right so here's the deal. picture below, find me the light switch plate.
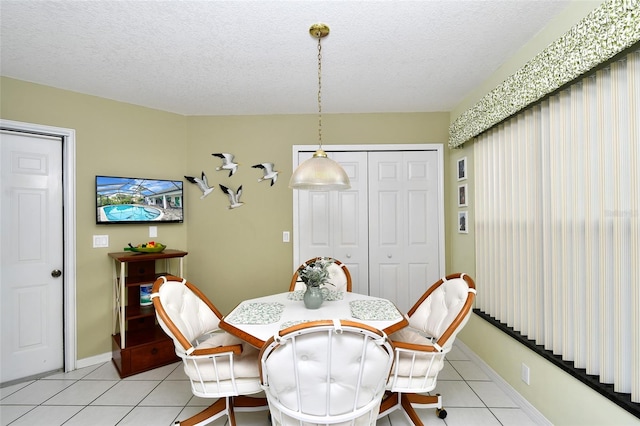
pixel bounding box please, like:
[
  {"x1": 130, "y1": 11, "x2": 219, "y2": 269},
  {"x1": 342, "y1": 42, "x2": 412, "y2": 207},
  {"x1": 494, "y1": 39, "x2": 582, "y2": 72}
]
[
  {"x1": 93, "y1": 235, "x2": 109, "y2": 248},
  {"x1": 149, "y1": 226, "x2": 158, "y2": 238},
  {"x1": 283, "y1": 231, "x2": 290, "y2": 243}
]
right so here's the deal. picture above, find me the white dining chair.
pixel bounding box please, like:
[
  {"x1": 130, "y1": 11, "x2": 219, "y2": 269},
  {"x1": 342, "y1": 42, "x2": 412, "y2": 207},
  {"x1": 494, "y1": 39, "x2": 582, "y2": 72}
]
[
  {"x1": 379, "y1": 273, "x2": 476, "y2": 425},
  {"x1": 260, "y1": 319, "x2": 394, "y2": 425},
  {"x1": 151, "y1": 275, "x2": 267, "y2": 426},
  {"x1": 289, "y1": 257, "x2": 352, "y2": 292}
]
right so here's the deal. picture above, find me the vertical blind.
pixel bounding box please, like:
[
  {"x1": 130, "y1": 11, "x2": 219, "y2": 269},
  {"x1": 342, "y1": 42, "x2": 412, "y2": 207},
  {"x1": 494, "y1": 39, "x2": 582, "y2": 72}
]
[{"x1": 474, "y1": 49, "x2": 639, "y2": 402}]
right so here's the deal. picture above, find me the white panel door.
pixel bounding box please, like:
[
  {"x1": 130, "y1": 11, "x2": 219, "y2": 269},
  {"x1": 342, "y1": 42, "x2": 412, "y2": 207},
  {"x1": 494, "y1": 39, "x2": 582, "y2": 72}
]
[
  {"x1": 297, "y1": 151, "x2": 369, "y2": 294},
  {"x1": 1, "y1": 130, "x2": 64, "y2": 382},
  {"x1": 295, "y1": 146, "x2": 442, "y2": 313},
  {"x1": 368, "y1": 151, "x2": 441, "y2": 313}
]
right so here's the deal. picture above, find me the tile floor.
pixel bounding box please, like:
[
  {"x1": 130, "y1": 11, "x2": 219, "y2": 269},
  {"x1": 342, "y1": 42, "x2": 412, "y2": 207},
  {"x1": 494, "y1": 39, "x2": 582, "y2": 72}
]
[{"x1": 1, "y1": 343, "x2": 542, "y2": 426}]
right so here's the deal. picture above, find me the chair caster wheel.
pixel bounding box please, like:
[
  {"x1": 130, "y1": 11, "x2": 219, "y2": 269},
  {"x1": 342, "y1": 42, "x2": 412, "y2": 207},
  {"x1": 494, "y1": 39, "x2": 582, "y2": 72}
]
[{"x1": 436, "y1": 408, "x2": 447, "y2": 419}]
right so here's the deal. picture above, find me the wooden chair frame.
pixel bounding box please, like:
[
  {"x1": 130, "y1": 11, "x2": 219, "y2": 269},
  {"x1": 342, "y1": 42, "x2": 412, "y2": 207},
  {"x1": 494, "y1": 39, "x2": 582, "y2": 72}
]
[
  {"x1": 378, "y1": 273, "x2": 476, "y2": 425},
  {"x1": 260, "y1": 319, "x2": 394, "y2": 425},
  {"x1": 152, "y1": 275, "x2": 267, "y2": 426}
]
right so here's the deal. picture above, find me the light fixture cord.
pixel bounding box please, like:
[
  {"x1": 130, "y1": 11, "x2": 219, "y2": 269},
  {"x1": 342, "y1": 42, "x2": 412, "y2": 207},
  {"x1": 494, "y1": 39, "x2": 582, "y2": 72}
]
[{"x1": 317, "y1": 31, "x2": 323, "y2": 150}]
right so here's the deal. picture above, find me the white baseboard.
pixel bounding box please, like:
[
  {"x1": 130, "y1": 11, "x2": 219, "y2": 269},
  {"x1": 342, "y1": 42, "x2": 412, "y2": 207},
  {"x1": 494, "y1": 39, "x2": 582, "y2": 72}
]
[
  {"x1": 76, "y1": 352, "x2": 112, "y2": 369},
  {"x1": 454, "y1": 340, "x2": 552, "y2": 426}
]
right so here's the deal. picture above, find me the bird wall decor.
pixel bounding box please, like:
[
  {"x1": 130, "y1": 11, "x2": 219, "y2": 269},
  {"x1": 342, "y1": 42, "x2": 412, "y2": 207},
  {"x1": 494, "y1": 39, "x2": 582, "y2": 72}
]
[
  {"x1": 252, "y1": 162, "x2": 279, "y2": 186},
  {"x1": 212, "y1": 153, "x2": 239, "y2": 177},
  {"x1": 183, "y1": 155, "x2": 279, "y2": 211},
  {"x1": 219, "y1": 184, "x2": 244, "y2": 209},
  {"x1": 184, "y1": 172, "x2": 214, "y2": 199}
]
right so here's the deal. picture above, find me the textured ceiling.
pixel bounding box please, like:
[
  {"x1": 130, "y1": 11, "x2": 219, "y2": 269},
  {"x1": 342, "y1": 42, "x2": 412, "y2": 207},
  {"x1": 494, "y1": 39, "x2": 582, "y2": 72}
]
[{"x1": 0, "y1": 0, "x2": 572, "y2": 116}]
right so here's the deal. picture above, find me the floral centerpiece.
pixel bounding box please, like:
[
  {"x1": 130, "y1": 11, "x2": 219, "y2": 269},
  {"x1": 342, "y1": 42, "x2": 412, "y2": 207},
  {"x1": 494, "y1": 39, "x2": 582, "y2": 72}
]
[
  {"x1": 297, "y1": 257, "x2": 335, "y2": 288},
  {"x1": 297, "y1": 257, "x2": 335, "y2": 309}
]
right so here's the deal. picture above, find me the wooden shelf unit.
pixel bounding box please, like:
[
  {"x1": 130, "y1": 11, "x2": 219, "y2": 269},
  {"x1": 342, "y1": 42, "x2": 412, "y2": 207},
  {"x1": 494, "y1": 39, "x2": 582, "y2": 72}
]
[{"x1": 109, "y1": 249, "x2": 188, "y2": 378}]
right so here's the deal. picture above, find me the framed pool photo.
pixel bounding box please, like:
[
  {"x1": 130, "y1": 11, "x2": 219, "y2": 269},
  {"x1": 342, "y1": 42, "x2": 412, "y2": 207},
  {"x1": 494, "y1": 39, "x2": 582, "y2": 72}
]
[{"x1": 96, "y1": 175, "x2": 184, "y2": 225}]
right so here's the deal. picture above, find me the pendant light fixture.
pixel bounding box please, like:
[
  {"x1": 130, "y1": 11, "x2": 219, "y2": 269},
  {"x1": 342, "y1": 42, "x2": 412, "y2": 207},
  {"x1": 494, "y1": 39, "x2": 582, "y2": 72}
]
[{"x1": 289, "y1": 23, "x2": 351, "y2": 190}]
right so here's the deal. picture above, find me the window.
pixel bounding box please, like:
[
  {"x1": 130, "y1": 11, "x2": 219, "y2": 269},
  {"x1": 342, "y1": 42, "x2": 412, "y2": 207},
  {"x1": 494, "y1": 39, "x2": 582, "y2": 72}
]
[{"x1": 474, "y1": 49, "x2": 639, "y2": 405}]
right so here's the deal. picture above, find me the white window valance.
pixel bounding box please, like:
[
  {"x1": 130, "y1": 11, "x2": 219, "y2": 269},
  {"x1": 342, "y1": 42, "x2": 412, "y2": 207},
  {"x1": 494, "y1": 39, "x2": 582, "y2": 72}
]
[{"x1": 449, "y1": 0, "x2": 640, "y2": 148}]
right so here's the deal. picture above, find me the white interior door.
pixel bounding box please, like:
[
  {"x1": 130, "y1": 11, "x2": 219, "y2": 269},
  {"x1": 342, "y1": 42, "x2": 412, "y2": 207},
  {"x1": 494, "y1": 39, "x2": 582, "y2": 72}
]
[
  {"x1": 294, "y1": 145, "x2": 444, "y2": 313},
  {"x1": 1, "y1": 130, "x2": 64, "y2": 383},
  {"x1": 297, "y1": 151, "x2": 369, "y2": 294},
  {"x1": 368, "y1": 151, "x2": 441, "y2": 313}
]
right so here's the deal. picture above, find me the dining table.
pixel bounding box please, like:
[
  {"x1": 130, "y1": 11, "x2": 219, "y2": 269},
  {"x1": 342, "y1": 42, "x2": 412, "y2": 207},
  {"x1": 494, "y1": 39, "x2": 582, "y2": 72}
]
[{"x1": 220, "y1": 290, "x2": 409, "y2": 348}]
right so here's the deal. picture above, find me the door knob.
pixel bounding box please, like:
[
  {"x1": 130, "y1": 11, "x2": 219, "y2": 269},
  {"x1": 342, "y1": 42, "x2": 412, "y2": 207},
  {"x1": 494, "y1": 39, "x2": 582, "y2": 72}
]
[
  {"x1": 51, "y1": 269, "x2": 62, "y2": 278},
  {"x1": 387, "y1": 254, "x2": 392, "y2": 258},
  {"x1": 346, "y1": 254, "x2": 351, "y2": 258}
]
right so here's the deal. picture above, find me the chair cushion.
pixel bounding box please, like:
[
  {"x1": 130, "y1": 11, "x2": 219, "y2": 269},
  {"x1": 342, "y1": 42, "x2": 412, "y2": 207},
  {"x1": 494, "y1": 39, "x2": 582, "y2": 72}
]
[
  {"x1": 408, "y1": 277, "x2": 470, "y2": 339},
  {"x1": 263, "y1": 331, "x2": 389, "y2": 417},
  {"x1": 157, "y1": 280, "x2": 221, "y2": 350},
  {"x1": 325, "y1": 263, "x2": 348, "y2": 292},
  {"x1": 182, "y1": 332, "x2": 260, "y2": 381},
  {"x1": 388, "y1": 328, "x2": 446, "y2": 381}
]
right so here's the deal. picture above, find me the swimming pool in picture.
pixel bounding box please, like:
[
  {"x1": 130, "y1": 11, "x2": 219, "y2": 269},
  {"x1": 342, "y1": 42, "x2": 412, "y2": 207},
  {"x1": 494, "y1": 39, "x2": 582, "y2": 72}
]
[{"x1": 100, "y1": 205, "x2": 164, "y2": 222}]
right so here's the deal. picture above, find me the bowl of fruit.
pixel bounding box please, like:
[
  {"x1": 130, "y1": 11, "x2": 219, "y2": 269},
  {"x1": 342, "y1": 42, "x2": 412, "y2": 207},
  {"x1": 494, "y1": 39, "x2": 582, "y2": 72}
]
[{"x1": 125, "y1": 241, "x2": 166, "y2": 253}]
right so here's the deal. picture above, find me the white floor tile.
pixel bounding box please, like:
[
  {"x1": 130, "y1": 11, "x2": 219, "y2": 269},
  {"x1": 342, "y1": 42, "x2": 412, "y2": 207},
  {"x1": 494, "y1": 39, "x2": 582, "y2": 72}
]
[
  {"x1": 43, "y1": 380, "x2": 118, "y2": 405},
  {"x1": 491, "y1": 407, "x2": 541, "y2": 426},
  {"x1": 0, "y1": 380, "x2": 74, "y2": 405},
  {"x1": 62, "y1": 405, "x2": 133, "y2": 426},
  {"x1": 0, "y1": 405, "x2": 35, "y2": 426},
  {"x1": 467, "y1": 381, "x2": 519, "y2": 408},
  {"x1": 432, "y1": 381, "x2": 485, "y2": 407},
  {"x1": 449, "y1": 360, "x2": 491, "y2": 381},
  {"x1": 123, "y1": 363, "x2": 177, "y2": 381},
  {"x1": 448, "y1": 344, "x2": 471, "y2": 361},
  {"x1": 90, "y1": 380, "x2": 160, "y2": 406},
  {"x1": 164, "y1": 362, "x2": 189, "y2": 380},
  {"x1": 117, "y1": 405, "x2": 183, "y2": 426},
  {"x1": 43, "y1": 364, "x2": 101, "y2": 380},
  {"x1": 439, "y1": 407, "x2": 502, "y2": 426},
  {"x1": 186, "y1": 394, "x2": 214, "y2": 407},
  {"x1": 4, "y1": 405, "x2": 83, "y2": 426},
  {"x1": 83, "y1": 362, "x2": 121, "y2": 381},
  {"x1": 0, "y1": 381, "x2": 34, "y2": 400},
  {"x1": 0, "y1": 341, "x2": 545, "y2": 426},
  {"x1": 139, "y1": 379, "x2": 193, "y2": 406},
  {"x1": 438, "y1": 361, "x2": 464, "y2": 380}
]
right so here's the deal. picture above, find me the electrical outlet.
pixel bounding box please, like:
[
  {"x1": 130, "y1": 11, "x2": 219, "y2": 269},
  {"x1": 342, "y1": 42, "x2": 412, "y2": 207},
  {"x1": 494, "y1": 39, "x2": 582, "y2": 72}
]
[{"x1": 521, "y1": 363, "x2": 530, "y2": 385}]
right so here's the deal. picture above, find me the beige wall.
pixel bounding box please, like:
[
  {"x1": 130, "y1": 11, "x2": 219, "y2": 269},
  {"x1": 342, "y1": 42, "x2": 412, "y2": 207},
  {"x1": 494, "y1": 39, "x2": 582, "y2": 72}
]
[
  {"x1": 0, "y1": 76, "x2": 449, "y2": 355},
  {"x1": 1, "y1": 77, "x2": 189, "y2": 358},
  {"x1": 183, "y1": 113, "x2": 450, "y2": 312},
  {"x1": 447, "y1": 1, "x2": 638, "y2": 424}
]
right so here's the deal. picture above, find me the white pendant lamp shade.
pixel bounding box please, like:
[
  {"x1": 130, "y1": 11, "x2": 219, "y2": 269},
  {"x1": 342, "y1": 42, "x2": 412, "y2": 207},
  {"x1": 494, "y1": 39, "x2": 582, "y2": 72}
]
[
  {"x1": 289, "y1": 149, "x2": 351, "y2": 190},
  {"x1": 289, "y1": 23, "x2": 351, "y2": 191}
]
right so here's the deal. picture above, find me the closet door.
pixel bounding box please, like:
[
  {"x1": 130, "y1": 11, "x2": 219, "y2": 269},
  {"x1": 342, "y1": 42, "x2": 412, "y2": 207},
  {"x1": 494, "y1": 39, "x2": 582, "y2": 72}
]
[
  {"x1": 368, "y1": 151, "x2": 441, "y2": 313},
  {"x1": 297, "y1": 151, "x2": 369, "y2": 294},
  {"x1": 295, "y1": 146, "x2": 443, "y2": 313}
]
